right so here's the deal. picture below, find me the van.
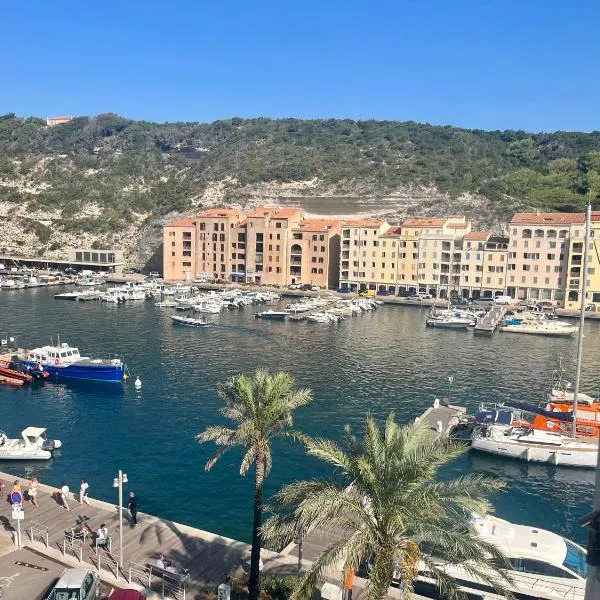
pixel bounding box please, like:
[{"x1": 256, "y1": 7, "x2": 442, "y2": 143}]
[
  {"x1": 494, "y1": 295, "x2": 512, "y2": 305},
  {"x1": 46, "y1": 568, "x2": 100, "y2": 600}
]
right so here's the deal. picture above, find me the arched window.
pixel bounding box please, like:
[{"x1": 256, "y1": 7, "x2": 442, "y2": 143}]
[
  {"x1": 522, "y1": 229, "x2": 532, "y2": 239},
  {"x1": 534, "y1": 229, "x2": 544, "y2": 238},
  {"x1": 547, "y1": 229, "x2": 557, "y2": 238},
  {"x1": 559, "y1": 230, "x2": 568, "y2": 238},
  {"x1": 291, "y1": 244, "x2": 302, "y2": 254}
]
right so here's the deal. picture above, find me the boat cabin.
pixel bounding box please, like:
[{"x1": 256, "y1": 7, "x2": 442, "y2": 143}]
[{"x1": 28, "y1": 343, "x2": 83, "y2": 365}]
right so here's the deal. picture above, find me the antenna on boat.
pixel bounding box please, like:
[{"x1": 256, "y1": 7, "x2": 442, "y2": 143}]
[{"x1": 573, "y1": 201, "x2": 592, "y2": 436}]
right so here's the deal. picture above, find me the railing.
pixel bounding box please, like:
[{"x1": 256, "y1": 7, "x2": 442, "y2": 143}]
[
  {"x1": 62, "y1": 535, "x2": 83, "y2": 562},
  {"x1": 129, "y1": 561, "x2": 152, "y2": 588},
  {"x1": 27, "y1": 522, "x2": 49, "y2": 548},
  {"x1": 97, "y1": 552, "x2": 121, "y2": 581}
]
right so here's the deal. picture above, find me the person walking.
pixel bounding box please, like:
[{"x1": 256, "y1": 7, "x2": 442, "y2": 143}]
[
  {"x1": 79, "y1": 479, "x2": 89, "y2": 504},
  {"x1": 60, "y1": 481, "x2": 70, "y2": 510},
  {"x1": 127, "y1": 491, "x2": 137, "y2": 525},
  {"x1": 28, "y1": 477, "x2": 39, "y2": 508},
  {"x1": 10, "y1": 480, "x2": 21, "y2": 498}
]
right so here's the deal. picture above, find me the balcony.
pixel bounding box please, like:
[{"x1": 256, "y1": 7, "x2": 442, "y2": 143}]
[
  {"x1": 440, "y1": 275, "x2": 449, "y2": 284},
  {"x1": 291, "y1": 257, "x2": 302, "y2": 265},
  {"x1": 441, "y1": 253, "x2": 451, "y2": 263},
  {"x1": 342, "y1": 250, "x2": 350, "y2": 259},
  {"x1": 255, "y1": 254, "x2": 263, "y2": 264},
  {"x1": 290, "y1": 266, "x2": 302, "y2": 275},
  {"x1": 571, "y1": 256, "x2": 582, "y2": 266},
  {"x1": 440, "y1": 266, "x2": 450, "y2": 274},
  {"x1": 341, "y1": 261, "x2": 349, "y2": 269},
  {"x1": 570, "y1": 268, "x2": 581, "y2": 278},
  {"x1": 342, "y1": 239, "x2": 350, "y2": 247}
]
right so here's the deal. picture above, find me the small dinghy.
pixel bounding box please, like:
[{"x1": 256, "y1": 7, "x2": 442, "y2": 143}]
[{"x1": 170, "y1": 315, "x2": 210, "y2": 327}]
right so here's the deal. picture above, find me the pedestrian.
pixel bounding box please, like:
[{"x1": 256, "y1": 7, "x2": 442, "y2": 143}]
[
  {"x1": 0, "y1": 479, "x2": 4, "y2": 499},
  {"x1": 60, "y1": 481, "x2": 70, "y2": 510},
  {"x1": 127, "y1": 491, "x2": 137, "y2": 525},
  {"x1": 29, "y1": 476, "x2": 39, "y2": 508},
  {"x1": 80, "y1": 479, "x2": 89, "y2": 504},
  {"x1": 343, "y1": 567, "x2": 355, "y2": 600}
]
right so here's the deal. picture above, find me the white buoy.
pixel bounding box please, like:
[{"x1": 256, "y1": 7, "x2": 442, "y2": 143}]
[{"x1": 134, "y1": 377, "x2": 142, "y2": 389}]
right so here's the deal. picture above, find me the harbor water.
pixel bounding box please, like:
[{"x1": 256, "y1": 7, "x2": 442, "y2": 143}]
[{"x1": 0, "y1": 287, "x2": 598, "y2": 544}]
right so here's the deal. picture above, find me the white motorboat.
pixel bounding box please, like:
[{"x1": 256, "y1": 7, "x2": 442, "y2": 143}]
[
  {"x1": 170, "y1": 315, "x2": 210, "y2": 327},
  {"x1": 192, "y1": 299, "x2": 222, "y2": 314},
  {"x1": 54, "y1": 291, "x2": 82, "y2": 300},
  {"x1": 155, "y1": 301, "x2": 179, "y2": 308},
  {"x1": 500, "y1": 321, "x2": 578, "y2": 336},
  {"x1": 422, "y1": 514, "x2": 587, "y2": 599},
  {"x1": 0, "y1": 427, "x2": 62, "y2": 460},
  {"x1": 255, "y1": 310, "x2": 287, "y2": 320}
]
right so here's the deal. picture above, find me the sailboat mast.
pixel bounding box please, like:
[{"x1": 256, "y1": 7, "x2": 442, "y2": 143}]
[{"x1": 572, "y1": 202, "x2": 592, "y2": 436}]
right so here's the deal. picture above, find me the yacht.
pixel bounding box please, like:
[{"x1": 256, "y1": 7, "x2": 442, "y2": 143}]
[
  {"x1": 426, "y1": 314, "x2": 474, "y2": 329},
  {"x1": 0, "y1": 427, "x2": 62, "y2": 460},
  {"x1": 21, "y1": 342, "x2": 127, "y2": 383},
  {"x1": 500, "y1": 316, "x2": 578, "y2": 336},
  {"x1": 418, "y1": 514, "x2": 587, "y2": 600}
]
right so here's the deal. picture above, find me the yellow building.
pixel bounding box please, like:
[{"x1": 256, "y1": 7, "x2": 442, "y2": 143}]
[
  {"x1": 163, "y1": 218, "x2": 196, "y2": 281},
  {"x1": 460, "y1": 232, "x2": 509, "y2": 299}
]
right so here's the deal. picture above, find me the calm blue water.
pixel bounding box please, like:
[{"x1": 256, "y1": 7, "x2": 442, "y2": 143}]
[{"x1": 0, "y1": 287, "x2": 598, "y2": 545}]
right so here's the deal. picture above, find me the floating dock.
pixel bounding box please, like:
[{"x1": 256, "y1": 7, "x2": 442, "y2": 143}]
[{"x1": 474, "y1": 304, "x2": 508, "y2": 333}]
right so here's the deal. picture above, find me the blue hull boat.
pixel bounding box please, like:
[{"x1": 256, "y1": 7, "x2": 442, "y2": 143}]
[{"x1": 21, "y1": 342, "x2": 126, "y2": 383}]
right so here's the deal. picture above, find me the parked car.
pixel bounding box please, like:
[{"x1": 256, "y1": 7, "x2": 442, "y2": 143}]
[
  {"x1": 46, "y1": 568, "x2": 100, "y2": 600},
  {"x1": 288, "y1": 283, "x2": 301, "y2": 289},
  {"x1": 310, "y1": 285, "x2": 321, "y2": 291},
  {"x1": 408, "y1": 292, "x2": 432, "y2": 300},
  {"x1": 148, "y1": 271, "x2": 160, "y2": 278},
  {"x1": 359, "y1": 289, "x2": 376, "y2": 297},
  {"x1": 109, "y1": 590, "x2": 155, "y2": 600}
]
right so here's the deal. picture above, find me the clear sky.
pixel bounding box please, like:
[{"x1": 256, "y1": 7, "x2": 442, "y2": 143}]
[{"x1": 2, "y1": 0, "x2": 598, "y2": 132}]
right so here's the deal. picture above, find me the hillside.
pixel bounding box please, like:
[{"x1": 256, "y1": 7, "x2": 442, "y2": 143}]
[{"x1": 1, "y1": 112, "x2": 600, "y2": 266}]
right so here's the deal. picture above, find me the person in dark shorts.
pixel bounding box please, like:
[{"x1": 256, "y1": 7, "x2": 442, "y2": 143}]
[{"x1": 128, "y1": 491, "x2": 138, "y2": 525}]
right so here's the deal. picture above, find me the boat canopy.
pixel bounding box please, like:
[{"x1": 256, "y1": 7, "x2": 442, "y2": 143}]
[
  {"x1": 22, "y1": 427, "x2": 46, "y2": 438},
  {"x1": 503, "y1": 400, "x2": 573, "y2": 422}
]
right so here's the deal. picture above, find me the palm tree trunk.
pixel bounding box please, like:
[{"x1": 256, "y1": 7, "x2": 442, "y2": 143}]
[
  {"x1": 368, "y1": 550, "x2": 394, "y2": 600},
  {"x1": 249, "y1": 456, "x2": 265, "y2": 600}
]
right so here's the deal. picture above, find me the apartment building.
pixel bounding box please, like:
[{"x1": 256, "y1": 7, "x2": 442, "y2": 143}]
[
  {"x1": 460, "y1": 232, "x2": 509, "y2": 298},
  {"x1": 562, "y1": 213, "x2": 600, "y2": 310},
  {"x1": 339, "y1": 220, "x2": 392, "y2": 292},
  {"x1": 291, "y1": 219, "x2": 341, "y2": 289},
  {"x1": 163, "y1": 218, "x2": 196, "y2": 281},
  {"x1": 195, "y1": 208, "x2": 247, "y2": 281}
]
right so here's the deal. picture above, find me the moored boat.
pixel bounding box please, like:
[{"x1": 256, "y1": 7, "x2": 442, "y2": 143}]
[
  {"x1": 0, "y1": 427, "x2": 62, "y2": 460},
  {"x1": 255, "y1": 310, "x2": 287, "y2": 320},
  {"x1": 20, "y1": 342, "x2": 127, "y2": 383},
  {"x1": 170, "y1": 315, "x2": 210, "y2": 327}
]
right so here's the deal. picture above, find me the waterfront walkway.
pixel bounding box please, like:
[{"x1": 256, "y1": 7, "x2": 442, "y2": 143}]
[{"x1": 0, "y1": 471, "x2": 297, "y2": 598}]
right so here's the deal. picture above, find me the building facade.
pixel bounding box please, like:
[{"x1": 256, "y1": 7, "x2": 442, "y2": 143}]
[
  {"x1": 162, "y1": 218, "x2": 196, "y2": 281},
  {"x1": 162, "y1": 208, "x2": 600, "y2": 308}
]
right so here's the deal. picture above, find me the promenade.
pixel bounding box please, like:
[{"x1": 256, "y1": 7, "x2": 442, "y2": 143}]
[{"x1": 0, "y1": 471, "x2": 298, "y2": 598}]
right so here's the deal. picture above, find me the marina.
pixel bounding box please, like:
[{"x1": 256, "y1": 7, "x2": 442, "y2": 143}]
[{"x1": 0, "y1": 285, "x2": 597, "y2": 553}]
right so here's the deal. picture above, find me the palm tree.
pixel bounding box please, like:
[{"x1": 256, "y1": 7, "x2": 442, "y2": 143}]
[
  {"x1": 196, "y1": 369, "x2": 313, "y2": 600},
  {"x1": 262, "y1": 413, "x2": 512, "y2": 600}
]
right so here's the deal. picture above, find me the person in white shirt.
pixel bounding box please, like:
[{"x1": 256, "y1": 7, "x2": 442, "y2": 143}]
[
  {"x1": 80, "y1": 479, "x2": 89, "y2": 505},
  {"x1": 97, "y1": 523, "x2": 108, "y2": 540},
  {"x1": 60, "y1": 482, "x2": 70, "y2": 510},
  {"x1": 153, "y1": 553, "x2": 165, "y2": 569}
]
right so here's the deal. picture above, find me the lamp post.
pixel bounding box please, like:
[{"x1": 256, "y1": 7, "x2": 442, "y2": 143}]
[
  {"x1": 447, "y1": 376, "x2": 454, "y2": 405},
  {"x1": 294, "y1": 525, "x2": 304, "y2": 580},
  {"x1": 113, "y1": 470, "x2": 128, "y2": 570}
]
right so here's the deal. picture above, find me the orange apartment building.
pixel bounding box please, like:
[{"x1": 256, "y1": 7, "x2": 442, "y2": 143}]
[
  {"x1": 162, "y1": 218, "x2": 196, "y2": 281},
  {"x1": 163, "y1": 207, "x2": 341, "y2": 289}
]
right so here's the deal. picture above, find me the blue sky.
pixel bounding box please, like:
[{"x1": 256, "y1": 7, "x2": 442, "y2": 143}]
[{"x1": 2, "y1": 0, "x2": 598, "y2": 131}]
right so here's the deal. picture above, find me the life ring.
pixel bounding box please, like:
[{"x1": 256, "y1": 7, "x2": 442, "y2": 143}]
[{"x1": 55, "y1": 357, "x2": 60, "y2": 365}]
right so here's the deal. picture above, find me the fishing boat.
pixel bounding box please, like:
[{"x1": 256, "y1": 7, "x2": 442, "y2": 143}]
[
  {"x1": 255, "y1": 310, "x2": 287, "y2": 320},
  {"x1": 0, "y1": 427, "x2": 62, "y2": 460},
  {"x1": 170, "y1": 315, "x2": 210, "y2": 327},
  {"x1": 20, "y1": 342, "x2": 127, "y2": 383}
]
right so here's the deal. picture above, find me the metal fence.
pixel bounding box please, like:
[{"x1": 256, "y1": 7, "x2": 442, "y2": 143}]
[
  {"x1": 27, "y1": 522, "x2": 49, "y2": 548},
  {"x1": 62, "y1": 536, "x2": 83, "y2": 562}
]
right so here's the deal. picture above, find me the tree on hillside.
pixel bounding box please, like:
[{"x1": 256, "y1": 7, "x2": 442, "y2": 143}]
[
  {"x1": 196, "y1": 369, "x2": 313, "y2": 600},
  {"x1": 263, "y1": 413, "x2": 512, "y2": 600}
]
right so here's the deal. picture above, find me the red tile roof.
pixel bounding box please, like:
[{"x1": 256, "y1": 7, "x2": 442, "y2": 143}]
[
  {"x1": 273, "y1": 207, "x2": 304, "y2": 218},
  {"x1": 401, "y1": 218, "x2": 446, "y2": 227},
  {"x1": 197, "y1": 208, "x2": 245, "y2": 218},
  {"x1": 464, "y1": 231, "x2": 490, "y2": 241},
  {"x1": 248, "y1": 207, "x2": 278, "y2": 218},
  {"x1": 511, "y1": 212, "x2": 600, "y2": 225},
  {"x1": 380, "y1": 226, "x2": 402, "y2": 237},
  {"x1": 165, "y1": 218, "x2": 195, "y2": 227},
  {"x1": 342, "y1": 219, "x2": 384, "y2": 227},
  {"x1": 298, "y1": 218, "x2": 341, "y2": 231},
  {"x1": 448, "y1": 222, "x2": 468, "y2": 229}
]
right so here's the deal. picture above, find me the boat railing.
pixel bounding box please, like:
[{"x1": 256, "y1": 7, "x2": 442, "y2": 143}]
[{"x1": 511, "y1": 572, "x2": 584, "y2": 599}]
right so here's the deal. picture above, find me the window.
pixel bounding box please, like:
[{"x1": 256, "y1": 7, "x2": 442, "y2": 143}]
[
  {"x1": 276, "y1": 222, "x2": 282, "y2": 229},
  {"x1": 547, "y1": 253, "x2": 555, "y2": 260},
  {"x1": 512, "y1": 558, "x2": 577, "y2": 580},
  {"x1": 183, "y1": 261, "x2": 191, "y2": 267}
]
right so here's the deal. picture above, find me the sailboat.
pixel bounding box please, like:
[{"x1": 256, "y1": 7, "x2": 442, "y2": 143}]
[{"x1": 471, "y1": 203, "x2": 599, "y2": 468}]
